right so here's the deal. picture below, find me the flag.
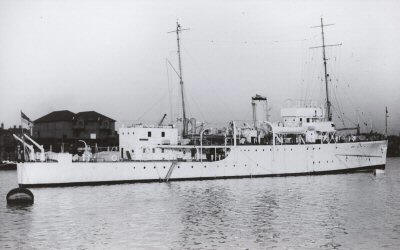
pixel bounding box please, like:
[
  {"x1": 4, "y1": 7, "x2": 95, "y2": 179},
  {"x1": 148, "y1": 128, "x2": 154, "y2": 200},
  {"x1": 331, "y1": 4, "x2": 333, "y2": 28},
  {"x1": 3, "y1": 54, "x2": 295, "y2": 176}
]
[{"x1": 21, "y1": 111, "x2": 33, "y2": 128}]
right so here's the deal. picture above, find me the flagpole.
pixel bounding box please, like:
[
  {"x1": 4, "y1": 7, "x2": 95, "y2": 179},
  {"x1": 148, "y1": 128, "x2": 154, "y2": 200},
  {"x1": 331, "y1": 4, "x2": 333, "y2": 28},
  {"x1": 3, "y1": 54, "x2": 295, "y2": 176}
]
[{"x1": 20, "y1": 110, "x2": 26, "y2": 162}]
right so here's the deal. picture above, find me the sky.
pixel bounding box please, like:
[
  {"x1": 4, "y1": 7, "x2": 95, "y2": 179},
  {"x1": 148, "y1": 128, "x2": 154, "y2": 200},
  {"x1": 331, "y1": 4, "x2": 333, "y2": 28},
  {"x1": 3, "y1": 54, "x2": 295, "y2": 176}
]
[{"x1": 0, "y1": 0, "x2": 399, "y2": 134}]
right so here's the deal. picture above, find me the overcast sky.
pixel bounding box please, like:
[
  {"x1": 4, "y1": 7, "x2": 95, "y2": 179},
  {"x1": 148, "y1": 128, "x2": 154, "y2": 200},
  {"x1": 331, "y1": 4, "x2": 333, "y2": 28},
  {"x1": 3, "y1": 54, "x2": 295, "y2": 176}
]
[{"x1": 0, "y1": 0, "x2": 399, "y2": 134}]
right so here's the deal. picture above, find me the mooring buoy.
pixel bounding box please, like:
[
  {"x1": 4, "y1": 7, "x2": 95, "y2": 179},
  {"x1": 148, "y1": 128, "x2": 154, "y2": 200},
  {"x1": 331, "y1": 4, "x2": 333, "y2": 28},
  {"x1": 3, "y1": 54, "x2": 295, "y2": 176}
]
[
  {"x1": 6, "y1": 188, "x2": 34, "y2": 205},
  {"x1": 374, "y1": 169, "x2": 385, "y2": 175}
]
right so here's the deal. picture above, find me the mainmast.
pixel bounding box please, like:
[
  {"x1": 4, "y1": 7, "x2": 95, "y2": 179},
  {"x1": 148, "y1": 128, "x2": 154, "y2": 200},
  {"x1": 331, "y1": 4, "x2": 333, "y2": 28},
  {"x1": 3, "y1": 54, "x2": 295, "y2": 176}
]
[
  {"x1": 311, "y1": 18, "x2": 341, "y2": 121},
  {"x1": 169, "y1": 21, "x2": 189, "y2": 137}
]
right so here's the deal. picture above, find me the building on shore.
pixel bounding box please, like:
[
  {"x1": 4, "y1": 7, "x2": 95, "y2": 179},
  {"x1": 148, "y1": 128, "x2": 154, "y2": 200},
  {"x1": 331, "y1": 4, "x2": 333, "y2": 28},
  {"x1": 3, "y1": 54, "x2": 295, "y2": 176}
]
[
  {"x1": 0, "y1": 123, "x2": 29, "y2": 162},
  {"x1": 32, "y1": 110, "x2": 118, "y2": 153}
]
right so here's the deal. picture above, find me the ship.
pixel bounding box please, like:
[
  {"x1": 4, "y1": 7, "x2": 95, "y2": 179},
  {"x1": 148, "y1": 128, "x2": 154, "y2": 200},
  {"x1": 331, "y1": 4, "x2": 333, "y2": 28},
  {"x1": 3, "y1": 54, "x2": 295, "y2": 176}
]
[{"x1": 15, "y1": 19, "x2": 387, "y2": 187}]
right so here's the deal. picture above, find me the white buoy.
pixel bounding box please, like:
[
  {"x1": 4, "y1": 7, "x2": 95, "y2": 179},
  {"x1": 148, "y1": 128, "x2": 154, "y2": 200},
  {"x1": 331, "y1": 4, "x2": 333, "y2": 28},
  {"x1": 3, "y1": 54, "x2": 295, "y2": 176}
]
[{"x1": 374, "y1": 169, "x2": 385, "y2": 175}]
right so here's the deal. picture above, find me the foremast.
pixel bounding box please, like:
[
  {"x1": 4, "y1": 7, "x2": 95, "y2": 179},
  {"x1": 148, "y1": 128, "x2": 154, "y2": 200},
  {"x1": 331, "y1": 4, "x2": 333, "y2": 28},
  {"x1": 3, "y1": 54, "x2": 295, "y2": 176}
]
[{"x1": 169, "y1": 21, "x2": 189, "y2": 137}]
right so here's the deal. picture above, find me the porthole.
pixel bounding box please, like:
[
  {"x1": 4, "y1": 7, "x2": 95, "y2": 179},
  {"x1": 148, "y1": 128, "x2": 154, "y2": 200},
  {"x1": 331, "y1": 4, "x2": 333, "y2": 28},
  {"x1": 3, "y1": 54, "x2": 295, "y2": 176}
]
[
  {"x1": 163, "y1": 166, "x2": 166, "y2": 169},
  {"x1": 154, "y1": 166, "x2": 156, "y2": 169},
  {"x1": 204, "y1": 166, "x2": 206, "y2": 168},
  {"x1": 178, "y1": 166, "x2": 180, "y2": 168},
  {"x1": 191, "y1": 166, "x2": 193, "y2": 168},
  {"x1": 143, "y1": 166, "x2": 146, "y2": 169}
]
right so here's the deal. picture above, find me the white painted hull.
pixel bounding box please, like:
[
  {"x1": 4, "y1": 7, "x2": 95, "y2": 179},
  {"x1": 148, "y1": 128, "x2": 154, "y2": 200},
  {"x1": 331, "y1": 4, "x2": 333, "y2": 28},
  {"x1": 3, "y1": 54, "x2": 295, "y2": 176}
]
[{"x1": 18, "y1": 140, "x2": 387, "y2": 187}]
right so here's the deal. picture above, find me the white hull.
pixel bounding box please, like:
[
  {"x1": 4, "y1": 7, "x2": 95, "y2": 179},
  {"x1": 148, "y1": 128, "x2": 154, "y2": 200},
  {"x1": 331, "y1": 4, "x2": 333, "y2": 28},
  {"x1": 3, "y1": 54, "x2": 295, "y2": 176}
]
[{"x1": 18, "y1": 140, "x2": 387, "y2": 187}]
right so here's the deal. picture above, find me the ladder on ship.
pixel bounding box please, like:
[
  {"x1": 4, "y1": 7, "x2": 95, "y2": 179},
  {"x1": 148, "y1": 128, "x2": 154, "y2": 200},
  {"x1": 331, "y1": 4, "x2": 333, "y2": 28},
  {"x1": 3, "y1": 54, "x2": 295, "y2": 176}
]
[{"x1": 165, "y1": 161, "x2": 178, "y2": 182}]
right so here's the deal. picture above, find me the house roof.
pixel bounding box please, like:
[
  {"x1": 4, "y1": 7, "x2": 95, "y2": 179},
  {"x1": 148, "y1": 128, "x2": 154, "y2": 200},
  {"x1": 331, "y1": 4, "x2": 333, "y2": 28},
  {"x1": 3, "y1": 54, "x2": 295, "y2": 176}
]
[
  {"x1": 34, "y1": 110, "x2": 76, "y2": 123},
  {"x1": 76, "y1": 111, "x2": 115, "y2": 122},
  {"x1": 34, "y1": 110, "x2": 115, "y2": 123}
]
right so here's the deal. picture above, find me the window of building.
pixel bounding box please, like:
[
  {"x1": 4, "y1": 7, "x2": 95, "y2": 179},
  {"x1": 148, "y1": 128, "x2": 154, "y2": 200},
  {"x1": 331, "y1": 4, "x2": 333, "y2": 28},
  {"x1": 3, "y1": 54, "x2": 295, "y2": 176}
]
[
  {"x1": 148, "y1": 131, "x2": 151, "y2": 137},
  {"x1": 152, "y1": 148, "x2": 155, "y2": 153},
  {"x1": 161, "y1": 148, "x2": 165, "y2": 153},
  {"x1": 307, "y1": 118, "x2": 310, "y2": 123},
  {"x1": 161, "y1": 131, "x2": 165, "y2": 137},
  {"x1": 300, "y1": 118, "x2": 302, "y2": 122},
  {"x1": 143, "y1": 148, "x2": 146, "y2": 153}
]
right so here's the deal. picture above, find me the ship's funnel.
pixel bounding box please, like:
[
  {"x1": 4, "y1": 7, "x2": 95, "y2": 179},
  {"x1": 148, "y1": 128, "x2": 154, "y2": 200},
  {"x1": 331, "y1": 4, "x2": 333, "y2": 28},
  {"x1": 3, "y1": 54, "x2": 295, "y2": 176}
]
[{"x1": 251, "y1": 94, "x2": 268, "y2": 128}]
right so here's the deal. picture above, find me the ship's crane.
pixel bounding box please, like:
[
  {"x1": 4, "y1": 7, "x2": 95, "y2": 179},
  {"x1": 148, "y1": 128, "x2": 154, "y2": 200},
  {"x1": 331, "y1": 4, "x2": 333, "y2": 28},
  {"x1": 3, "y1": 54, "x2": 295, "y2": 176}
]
[
  {"x1": 23, "y1": 134, "x2": 45, "y2": 162},
  {"x1": 158, "y1": 113, "x2": 167, "y2": 126},
  {"x1": 13, "y1": 134, "x2": 35, "y2": 161}
]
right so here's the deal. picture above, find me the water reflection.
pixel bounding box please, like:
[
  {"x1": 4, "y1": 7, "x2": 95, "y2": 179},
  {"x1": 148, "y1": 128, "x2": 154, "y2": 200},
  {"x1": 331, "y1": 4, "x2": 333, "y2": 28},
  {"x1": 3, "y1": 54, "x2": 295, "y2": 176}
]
[
  {"x1": 174, "y1": 184, "x2": 233, "y2": 249},
  {"x1": 2, "y1": 203, "x2": 34, "y2": 249},
  {"x1": 250, "y1": 191, "x2": 279, "y2": 246},
  {"x1": 319, "y1": 194, "x2": 345, "y2": 249}
]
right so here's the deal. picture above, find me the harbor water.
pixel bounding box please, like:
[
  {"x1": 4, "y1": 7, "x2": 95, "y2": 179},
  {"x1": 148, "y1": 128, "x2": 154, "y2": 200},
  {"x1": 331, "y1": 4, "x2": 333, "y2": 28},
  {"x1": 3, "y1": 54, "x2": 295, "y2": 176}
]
[{"x1": 1, "y1": 158, "x2": 400, "y2": 249}]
